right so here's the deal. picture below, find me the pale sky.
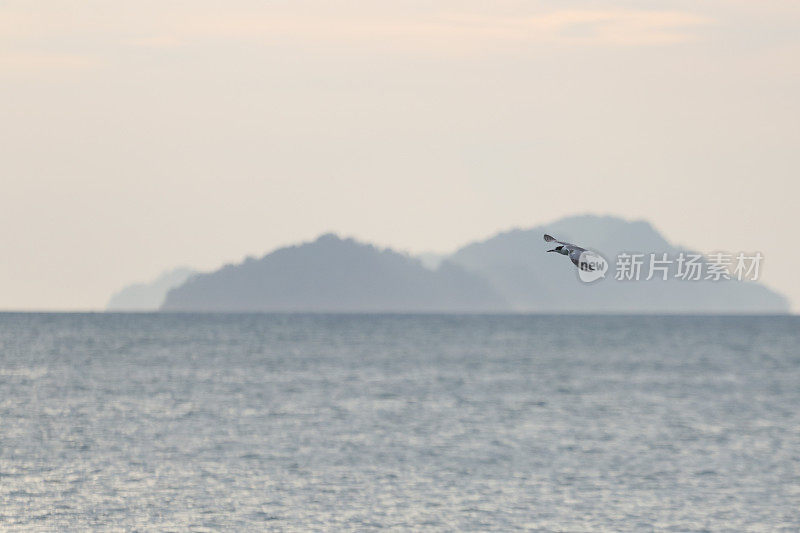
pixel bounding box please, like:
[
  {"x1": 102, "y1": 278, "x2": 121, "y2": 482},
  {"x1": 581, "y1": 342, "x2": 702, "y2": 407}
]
[{"x1": 2, "y1": 0, "x2": 799, "y2": 310}]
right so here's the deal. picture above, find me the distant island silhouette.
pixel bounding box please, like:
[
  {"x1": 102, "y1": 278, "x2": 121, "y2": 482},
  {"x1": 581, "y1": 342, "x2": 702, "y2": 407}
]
[
  {"x1": 448, "y1": 215, "x2": 787, "y2": 312},
  {"x1": 107, "y1": 267, "x2": 195, "y2": 311},
  {"x1": 161, "y1": 234, "x2": 507, "y2": 312},
  {"x1": 107, "y1": 215, "x2": 789, "y2": 313}
]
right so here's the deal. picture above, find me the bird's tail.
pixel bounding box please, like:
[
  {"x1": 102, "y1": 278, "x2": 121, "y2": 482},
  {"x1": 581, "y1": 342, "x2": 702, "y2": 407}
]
[{"x1": 543, "y1": 234, "x2": 557, "y2": 243}]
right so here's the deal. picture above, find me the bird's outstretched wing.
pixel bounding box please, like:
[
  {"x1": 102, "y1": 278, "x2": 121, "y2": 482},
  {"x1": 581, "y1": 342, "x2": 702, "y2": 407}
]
[
  {"x1": 544, "y1": 233, "x2": 603, "y2": 273},
  {"x1": 543, "y1": 233, "x2": 583, "y2": 250}
]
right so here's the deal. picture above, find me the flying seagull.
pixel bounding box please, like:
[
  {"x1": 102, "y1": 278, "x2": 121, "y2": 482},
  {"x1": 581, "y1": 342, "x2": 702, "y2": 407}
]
[{"x1": 544, "y1": 234, "x2": 598, "y2": 271}]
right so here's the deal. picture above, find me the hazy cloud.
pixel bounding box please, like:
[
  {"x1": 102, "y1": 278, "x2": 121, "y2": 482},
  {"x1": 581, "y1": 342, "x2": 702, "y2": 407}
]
[
  {"x1": 0, "y1": 52, "x2": 98, "y2": 75},
  {"x1": 164, "y1": 9, "x2": 711, "y2": 49}
]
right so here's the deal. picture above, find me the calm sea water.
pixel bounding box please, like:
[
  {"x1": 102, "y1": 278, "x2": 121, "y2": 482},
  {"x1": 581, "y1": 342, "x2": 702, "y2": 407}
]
[{"x1": 0, "y1": 314, "x2": 798, "y2": 531}]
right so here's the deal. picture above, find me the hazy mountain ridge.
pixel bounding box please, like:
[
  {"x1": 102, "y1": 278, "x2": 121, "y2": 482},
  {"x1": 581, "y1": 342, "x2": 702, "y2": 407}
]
[
  {"x1": 115, "y1": 215, "x2": 789, "y2": 313},
  {"x1": 161, "y1": 234, "x2": 507, "y2": 312},
  {"x1": 448, "y1": 215, "x2": 787, "y2": 312}
]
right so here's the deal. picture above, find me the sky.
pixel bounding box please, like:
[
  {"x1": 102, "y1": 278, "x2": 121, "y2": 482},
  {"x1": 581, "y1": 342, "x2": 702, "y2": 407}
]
[{"x1": 2, "y1": 0, "x2": 799, "y2": 310}]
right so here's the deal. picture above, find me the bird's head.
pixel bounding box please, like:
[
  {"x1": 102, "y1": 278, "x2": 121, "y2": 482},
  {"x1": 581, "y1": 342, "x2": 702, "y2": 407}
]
[{"x1": 547, "y1": 245, "x2": 566, "y2": 255}]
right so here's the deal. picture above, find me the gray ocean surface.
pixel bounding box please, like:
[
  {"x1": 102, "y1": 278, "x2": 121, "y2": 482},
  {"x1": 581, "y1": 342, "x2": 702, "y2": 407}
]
[{"x1": 1, "y1": 313, "x2": 798, "y2": 531}]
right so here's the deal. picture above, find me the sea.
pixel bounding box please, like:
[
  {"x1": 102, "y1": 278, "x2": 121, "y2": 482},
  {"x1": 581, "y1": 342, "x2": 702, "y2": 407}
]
[{"x1": 1, "y1": 313, "x2": 798, "y2": 531}]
